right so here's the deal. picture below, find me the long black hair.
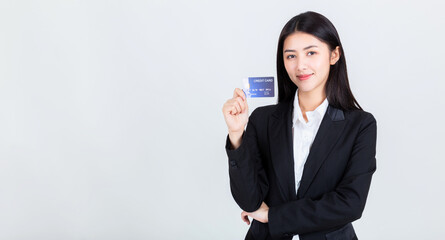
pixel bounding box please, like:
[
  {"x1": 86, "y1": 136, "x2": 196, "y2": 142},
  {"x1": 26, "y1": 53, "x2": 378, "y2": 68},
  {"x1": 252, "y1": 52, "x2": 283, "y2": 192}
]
[{"x1": 276, "y1": 11, "x2": 362, "y2": 111}]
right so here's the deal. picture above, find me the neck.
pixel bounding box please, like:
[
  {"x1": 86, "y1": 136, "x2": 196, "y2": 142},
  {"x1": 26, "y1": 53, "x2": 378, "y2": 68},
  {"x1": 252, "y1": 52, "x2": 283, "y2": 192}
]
[{"x1": 298, "y1": 88, "x2": 326, "y2": 113}]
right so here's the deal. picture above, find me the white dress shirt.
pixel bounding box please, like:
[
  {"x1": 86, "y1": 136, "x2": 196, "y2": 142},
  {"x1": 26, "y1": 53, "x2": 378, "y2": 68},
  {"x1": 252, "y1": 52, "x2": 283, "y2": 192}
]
[{"x1": 291, "y1": 88, "x2": 329, "y2": 240}]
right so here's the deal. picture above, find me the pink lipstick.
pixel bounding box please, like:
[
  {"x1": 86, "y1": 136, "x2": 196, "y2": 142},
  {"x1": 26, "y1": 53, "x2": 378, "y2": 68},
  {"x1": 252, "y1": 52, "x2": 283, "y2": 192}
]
[{"x1": 298, "y1": 74, "x2": 313, "y2": 81}]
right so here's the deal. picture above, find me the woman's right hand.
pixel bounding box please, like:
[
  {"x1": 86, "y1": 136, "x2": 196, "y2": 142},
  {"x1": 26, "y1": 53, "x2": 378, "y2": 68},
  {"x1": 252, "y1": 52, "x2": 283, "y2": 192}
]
[{"x1": 222, "y1": 88, "x2": 249, "y2": 149}]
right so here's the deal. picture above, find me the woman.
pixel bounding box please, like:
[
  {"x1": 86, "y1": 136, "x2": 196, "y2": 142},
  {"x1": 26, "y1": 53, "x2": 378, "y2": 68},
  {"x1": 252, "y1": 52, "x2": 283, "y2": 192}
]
[{"x1": 222, "y1": 11, "x2": 377, "y2": 240}]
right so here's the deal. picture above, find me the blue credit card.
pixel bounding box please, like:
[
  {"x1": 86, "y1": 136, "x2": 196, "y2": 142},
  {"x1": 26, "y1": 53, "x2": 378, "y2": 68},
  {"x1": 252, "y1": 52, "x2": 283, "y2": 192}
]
[{"x1": 243, "y1": 76, "x2": 274, "y2": 98}]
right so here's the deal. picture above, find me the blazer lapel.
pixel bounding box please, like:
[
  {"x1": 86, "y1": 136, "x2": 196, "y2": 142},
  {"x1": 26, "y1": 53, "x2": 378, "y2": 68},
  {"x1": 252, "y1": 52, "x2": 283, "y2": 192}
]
[
  {"x1": 269, "y1": 99, "x2": 295, "y2": 201},
  {"x1": 297, "y1": 104, "x2": 346, "y2": 198}
]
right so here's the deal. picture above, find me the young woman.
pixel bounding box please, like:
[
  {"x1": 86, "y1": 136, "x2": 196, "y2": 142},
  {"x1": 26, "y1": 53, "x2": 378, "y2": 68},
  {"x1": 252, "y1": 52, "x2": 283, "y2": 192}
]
[{"x1": 222, "y1": 11, "x2": 377, "y2": 240}]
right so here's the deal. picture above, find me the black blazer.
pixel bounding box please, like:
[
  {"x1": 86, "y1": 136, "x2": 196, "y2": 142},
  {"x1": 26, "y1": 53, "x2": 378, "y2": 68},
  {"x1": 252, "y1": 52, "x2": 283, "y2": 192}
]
[{"x1": 225, "y1": 96, "x2": 377, "y2": 240}]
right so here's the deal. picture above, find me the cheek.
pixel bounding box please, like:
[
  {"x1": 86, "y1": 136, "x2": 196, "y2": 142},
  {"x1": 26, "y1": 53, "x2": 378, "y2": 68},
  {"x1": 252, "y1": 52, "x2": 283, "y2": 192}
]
[
  {"x1": 283, "y1": 61, "x2": 292, "y2": 74},
  {"x1": 313, "y1": 58, "x2": 331, "y2": 75},
  {"x1": 284, "y1": 60, "x2": 296, "y2": 74}
]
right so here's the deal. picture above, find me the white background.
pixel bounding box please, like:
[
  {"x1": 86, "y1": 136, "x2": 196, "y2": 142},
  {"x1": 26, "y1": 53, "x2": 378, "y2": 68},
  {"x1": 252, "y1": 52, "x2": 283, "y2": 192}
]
[{"x1": 1, "y1": 0, "x2": 444, "y2": 239}]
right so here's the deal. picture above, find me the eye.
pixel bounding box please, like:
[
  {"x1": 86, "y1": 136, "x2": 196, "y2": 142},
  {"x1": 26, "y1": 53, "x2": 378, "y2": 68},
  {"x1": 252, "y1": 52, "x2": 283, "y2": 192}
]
[
  {"x1": 307, "y1": 51, "x2": 316, "y2": 56},
  {"x1": 286, "y1": 54, "x2": 296, "y2": 59}
]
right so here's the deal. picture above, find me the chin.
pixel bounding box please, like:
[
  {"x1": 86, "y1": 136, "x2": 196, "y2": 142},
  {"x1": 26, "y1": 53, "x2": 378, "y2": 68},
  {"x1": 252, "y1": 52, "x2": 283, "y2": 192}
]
[{"x1": 296, "y1": 86, "x2": 315, "y2": 93}]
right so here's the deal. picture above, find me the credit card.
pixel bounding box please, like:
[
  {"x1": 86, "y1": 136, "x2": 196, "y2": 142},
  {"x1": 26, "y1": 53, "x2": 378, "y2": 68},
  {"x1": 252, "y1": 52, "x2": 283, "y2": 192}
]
[{"x1": 242, "y1": 76, "x2": 274, "y2": 98}]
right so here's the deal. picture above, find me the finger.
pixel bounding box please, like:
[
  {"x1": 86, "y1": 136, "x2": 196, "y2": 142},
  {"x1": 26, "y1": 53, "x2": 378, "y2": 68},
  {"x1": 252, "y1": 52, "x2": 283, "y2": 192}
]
[
  {"x1": 234, "y1": 99, "x2": 242, "y2": 114},
  {"x1": 233, "y1": 88, "x2": 246, "y2": 101},
  {"x1": 230, "y1": 105, "x2": 238, "y2": 115},
  {"x1": 241, "y1": 214, "x2": 248, "y2": 224},
  {"x1": 224, "y1": 99, "x2": 238, "y2": 115},
  {"x1": 241, "y1": 211, "x2": 250, "y2": 225},
  {"x1": 235, "y1": 97, "x2": 247, "y2": 113},
  {"x1": 236, "y1": 88, "x2": 246, "y2": 100},
  {"x1": 231, "y1": 102, "x2": 240, "y2": 115},
  {"x1": 243, "y1": 215, "x2": 250, "y2": 225}
]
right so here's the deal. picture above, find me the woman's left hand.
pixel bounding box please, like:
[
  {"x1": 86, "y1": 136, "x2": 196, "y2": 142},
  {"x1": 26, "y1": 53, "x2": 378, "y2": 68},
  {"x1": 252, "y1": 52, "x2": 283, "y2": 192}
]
[{"x1": 241, "y1": 202, "x2": 269, "y2": 225}]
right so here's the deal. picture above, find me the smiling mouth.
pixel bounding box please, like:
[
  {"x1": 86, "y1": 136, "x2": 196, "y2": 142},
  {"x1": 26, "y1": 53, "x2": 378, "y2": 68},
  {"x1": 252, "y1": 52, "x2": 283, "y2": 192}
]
[{"x1": 297, "y1": 73, "x2": 313, "y2": 81}]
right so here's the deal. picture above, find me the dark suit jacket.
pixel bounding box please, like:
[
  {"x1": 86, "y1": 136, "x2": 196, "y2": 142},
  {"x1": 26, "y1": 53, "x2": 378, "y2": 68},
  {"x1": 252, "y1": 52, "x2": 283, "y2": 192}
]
[{"x1": 225, "y1": 96, "x2": 377, "y2": 240}]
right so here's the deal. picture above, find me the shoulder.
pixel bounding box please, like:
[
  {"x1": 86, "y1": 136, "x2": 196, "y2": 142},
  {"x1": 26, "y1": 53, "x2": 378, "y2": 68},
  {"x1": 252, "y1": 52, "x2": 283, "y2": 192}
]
[
  {"x1": 250, "y1": 104, "x2": 278, "y2": 118},
  {"x1": 248, "y1": 100, "x2": 290, "y2": 121},
  {"x1": 345, "y1": 108, "x2": 376, "y2": 123},
  {"x1": 343, "y1": 108, "x2": 377, "y2": 133},
  {"x1": 246, "y1": 103, "x2": 284, "y2": 128}
]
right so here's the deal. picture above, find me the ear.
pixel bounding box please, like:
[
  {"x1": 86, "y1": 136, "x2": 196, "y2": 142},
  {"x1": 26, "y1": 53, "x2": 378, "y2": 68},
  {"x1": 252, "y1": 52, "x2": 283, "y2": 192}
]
[{"x1": 330, "y1": 46, "x2": 341, "y2": 65}]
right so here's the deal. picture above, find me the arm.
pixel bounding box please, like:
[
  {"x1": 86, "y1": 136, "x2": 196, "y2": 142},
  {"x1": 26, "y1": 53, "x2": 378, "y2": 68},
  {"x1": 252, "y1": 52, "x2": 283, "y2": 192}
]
[
  {"x1": 268, "y1": 113, "x2": 377, "y2": 238},
  {"x1": 226, "y1": 109, "x2": 269, "y2": 212}
]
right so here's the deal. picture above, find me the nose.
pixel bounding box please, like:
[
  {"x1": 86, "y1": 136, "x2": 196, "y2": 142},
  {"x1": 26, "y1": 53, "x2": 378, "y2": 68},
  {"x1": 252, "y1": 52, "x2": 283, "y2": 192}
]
[{"x1": 296, "y1": 57, "x2": 308, "y2": 72}]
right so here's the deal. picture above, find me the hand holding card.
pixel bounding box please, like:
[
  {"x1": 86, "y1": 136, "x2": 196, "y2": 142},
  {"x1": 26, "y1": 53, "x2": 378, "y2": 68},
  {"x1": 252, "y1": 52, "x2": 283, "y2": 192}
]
[{"x1": 222, "y1": 88, "x2": 249, "y2": 149}]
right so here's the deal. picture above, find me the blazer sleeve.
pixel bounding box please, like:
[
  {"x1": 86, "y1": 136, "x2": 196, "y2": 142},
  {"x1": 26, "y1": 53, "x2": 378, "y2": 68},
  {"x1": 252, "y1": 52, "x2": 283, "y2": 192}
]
[
  {"x1": 225, "y1": 109, "x2": 269, "y2": 212},
  {"x1": 268, "y1": 112, "x2": 377, "y2": 239}
]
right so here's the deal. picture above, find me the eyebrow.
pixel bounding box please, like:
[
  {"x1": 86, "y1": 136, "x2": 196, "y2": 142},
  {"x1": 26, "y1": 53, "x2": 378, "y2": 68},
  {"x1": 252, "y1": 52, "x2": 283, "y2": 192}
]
[{"x1": 284, "y1": 45, "x2": 318, "y2": 52}]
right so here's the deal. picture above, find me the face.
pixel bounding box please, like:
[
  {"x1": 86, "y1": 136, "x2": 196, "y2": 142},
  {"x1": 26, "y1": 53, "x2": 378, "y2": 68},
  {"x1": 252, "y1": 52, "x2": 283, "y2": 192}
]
[{"x1": 283, "y1": 31, "x2": 340, "y2": 96}]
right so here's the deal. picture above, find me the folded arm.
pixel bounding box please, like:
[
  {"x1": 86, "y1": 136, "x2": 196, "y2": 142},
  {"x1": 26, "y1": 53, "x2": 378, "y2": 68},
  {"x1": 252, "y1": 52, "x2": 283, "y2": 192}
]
[{"x1": 268, "y1": 113, "x2": 377, "y2": 238}]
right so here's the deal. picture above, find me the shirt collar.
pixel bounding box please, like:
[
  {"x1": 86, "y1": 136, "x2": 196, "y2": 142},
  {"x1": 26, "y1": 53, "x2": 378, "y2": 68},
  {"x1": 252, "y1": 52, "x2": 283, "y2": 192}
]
[{"x1": 292, "y1": 88, "x2": 329, "y2": 125}]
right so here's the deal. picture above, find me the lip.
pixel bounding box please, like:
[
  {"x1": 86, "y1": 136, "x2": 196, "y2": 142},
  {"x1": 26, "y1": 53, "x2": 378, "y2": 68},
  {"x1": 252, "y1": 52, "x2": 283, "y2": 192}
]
[{"x1": 297, "y1": 74, "x2": 313, "y2": 81}]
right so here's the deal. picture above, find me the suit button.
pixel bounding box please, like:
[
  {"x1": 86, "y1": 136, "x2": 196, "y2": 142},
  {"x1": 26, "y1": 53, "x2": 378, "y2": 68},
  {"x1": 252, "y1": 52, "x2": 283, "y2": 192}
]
[{"x1": 230, "y1": 160, "x2": 237, "y2": 167}]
